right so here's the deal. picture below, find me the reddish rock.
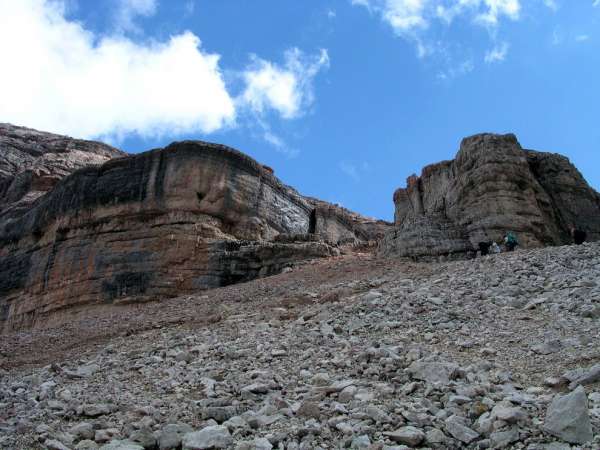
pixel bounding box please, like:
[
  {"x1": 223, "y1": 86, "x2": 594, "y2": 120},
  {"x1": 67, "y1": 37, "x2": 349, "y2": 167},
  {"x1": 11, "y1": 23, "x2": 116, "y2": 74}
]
[{"x1": 0, "y1": 125, "x2": 386, "y2": 332}]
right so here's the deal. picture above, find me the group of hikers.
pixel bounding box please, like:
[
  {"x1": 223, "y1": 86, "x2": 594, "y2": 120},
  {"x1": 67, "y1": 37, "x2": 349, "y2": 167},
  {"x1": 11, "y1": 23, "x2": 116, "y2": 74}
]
[
  {"x1": 478, "y1": 232, "x2": 519, "y2": 256},
  {"x1": 478, "y1": 225, "x2": 587, "y2": 257}
]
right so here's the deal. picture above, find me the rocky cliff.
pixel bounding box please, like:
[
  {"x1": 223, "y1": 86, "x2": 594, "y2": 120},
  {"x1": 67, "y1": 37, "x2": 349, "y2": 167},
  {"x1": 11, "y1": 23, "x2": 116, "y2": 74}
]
[
  {"x1": 0, "y1": 123, "x2": 124, "y2": 221},
  {"x1": 381, "y1": 133, "x2": 600, "y2": 259},
  {"x1": 0, "y1": 125, "x2": 388, "y2": 332}
]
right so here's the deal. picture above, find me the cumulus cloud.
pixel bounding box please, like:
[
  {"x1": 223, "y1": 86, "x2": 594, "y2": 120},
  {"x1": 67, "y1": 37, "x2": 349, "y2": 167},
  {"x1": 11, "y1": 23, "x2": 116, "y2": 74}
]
[
  {"x1": 0, "y1": 0, "x2": 328, "y2": 144},
  {"x1": 240, "y1": 48, "x2": 330, "y2": 119},
  {"x1": 484, "y1": 41, "x2": 509, "y2": 63}
]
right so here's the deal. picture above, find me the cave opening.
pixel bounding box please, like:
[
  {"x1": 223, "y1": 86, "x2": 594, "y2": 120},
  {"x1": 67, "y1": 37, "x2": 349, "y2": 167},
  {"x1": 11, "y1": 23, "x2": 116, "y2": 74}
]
[{"x1": 308, "y1": 209, "x2": 317, "y2": 234}]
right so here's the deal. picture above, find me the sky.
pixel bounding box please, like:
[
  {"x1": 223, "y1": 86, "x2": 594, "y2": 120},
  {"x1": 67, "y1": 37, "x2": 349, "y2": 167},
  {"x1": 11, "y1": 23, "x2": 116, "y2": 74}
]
[{"x1": 1, "y1": 0, "x2": 599, "y2": 221}]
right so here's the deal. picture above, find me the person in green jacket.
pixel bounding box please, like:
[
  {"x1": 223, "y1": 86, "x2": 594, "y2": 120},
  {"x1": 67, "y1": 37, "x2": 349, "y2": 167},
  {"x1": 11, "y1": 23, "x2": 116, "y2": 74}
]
[{"x1": 504, "y1": 232, "x2": 519, "y2": 252}]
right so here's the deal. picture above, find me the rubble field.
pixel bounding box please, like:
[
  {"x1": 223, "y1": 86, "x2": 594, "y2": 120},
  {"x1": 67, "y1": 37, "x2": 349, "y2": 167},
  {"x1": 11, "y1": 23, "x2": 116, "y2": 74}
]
[{"x1": 1, "y1": 243, "x2": 599, "y2": 449}]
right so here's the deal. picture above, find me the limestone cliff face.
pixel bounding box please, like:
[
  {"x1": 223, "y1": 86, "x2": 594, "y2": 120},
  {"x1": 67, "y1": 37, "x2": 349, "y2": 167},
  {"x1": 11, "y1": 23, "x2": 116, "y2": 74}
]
[
  {"x1": 0, "y1": 126, "x2": 387, "y2": 332},
  {"x1": 381, "y1": 133, "x2": 600, "y2": 259},
  {"x1": 0, "y1": 123, "x2": 125, "y2": 220}
]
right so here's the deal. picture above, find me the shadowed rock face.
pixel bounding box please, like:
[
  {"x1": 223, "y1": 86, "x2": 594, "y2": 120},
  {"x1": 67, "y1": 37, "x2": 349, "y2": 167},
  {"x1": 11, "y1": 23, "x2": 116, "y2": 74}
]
[
  {"x1": 0, "y1": 126, "x2": 386, "y2": 332},
  {"x1": 381, "y1": 133, "x2": 600, "y2": 259}
]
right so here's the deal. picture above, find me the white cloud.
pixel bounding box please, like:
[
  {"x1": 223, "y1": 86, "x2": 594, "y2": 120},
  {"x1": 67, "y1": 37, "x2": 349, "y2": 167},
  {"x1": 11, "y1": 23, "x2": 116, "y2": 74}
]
[
  {"x1": 352, "y1": 0, "x2": 522, "y2": 69},
  {"x1": 353, "y1": 0, "x2": 521, "y2": 34},
  {"x1": 240, "y1": 48, "x2": 330, "y2": 119},
  {"x1": 476, "y1": 0, "x2": 520, "y2": 26},
  {"x1": 0, "y1": 0, "x2": 235, "y2": 140},
  {"x1": 0, "y1": 0, "x2": 328, "y2": 145},
  {"x1": 484, "y1": 41, "x2": 509, "y2": 63},
  {"x1": 594, "y1": 0, "x2": 600, "y2": 7},
  {"x1": 575, "y1": 34, "x2": 590, "y2": 42},
  {"x1": 114, "y1": 0, "x2": 157, "y2": 33}
]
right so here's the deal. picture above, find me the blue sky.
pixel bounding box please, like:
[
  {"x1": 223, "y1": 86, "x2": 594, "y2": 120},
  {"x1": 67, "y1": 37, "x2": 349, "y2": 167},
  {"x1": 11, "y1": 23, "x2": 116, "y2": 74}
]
[{"x1": 1, "y1": 0, "x2": 599, "y2": 220}]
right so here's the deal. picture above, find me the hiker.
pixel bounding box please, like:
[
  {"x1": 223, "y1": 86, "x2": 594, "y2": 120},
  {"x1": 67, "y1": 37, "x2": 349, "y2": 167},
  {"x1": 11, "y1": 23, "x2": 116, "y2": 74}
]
[
  {"x1": 491, "y1": 241, "x2": 501, "y2": 254},
  {"x1": 478, "y1": 241, "x2": 491, "y2": 256},
  {"x1": 571, "y1": 225, "x2": 587, "y2": 245},
  {"x1": 504, "y1": 232, "x2": 519, "y2": 252}
]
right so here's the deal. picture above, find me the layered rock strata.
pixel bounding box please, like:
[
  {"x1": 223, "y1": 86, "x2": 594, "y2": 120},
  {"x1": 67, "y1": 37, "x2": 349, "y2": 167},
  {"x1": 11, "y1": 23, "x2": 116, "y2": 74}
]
[
  {"x1": 0, "y1": 123, "x2": 124, "y2": 220},
  {"x1": 381, "y1": 133, "x2": 600, "y2": 259},
  {"x1": 0, "y1": 127, "x2": 387, "y2": 332}
]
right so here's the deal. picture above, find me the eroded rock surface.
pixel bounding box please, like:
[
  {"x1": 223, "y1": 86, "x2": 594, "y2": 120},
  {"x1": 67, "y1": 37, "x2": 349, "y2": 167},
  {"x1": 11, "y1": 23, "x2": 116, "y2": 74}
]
[
  {"x1": 381, "y1": 133, "x2": 600, "y2": 259},
  {"x1": 0, "y1": 126, "x2": 388, "y2": 332},
  {"x1": 0, "y1": 123, "x2": 124, "y2": 220}
]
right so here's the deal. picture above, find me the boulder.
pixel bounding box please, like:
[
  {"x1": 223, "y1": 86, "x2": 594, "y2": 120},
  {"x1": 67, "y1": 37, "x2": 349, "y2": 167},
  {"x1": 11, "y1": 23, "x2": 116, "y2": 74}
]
[{"x1": 543, "y1": 386, "x2": 593, "y2": 444}]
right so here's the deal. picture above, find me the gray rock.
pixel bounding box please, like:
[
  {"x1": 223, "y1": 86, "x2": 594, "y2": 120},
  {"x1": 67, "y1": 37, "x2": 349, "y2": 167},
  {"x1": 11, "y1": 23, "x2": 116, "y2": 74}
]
[
  {"x1": 99, "y1": 441, "x2": 145, "y2": 450},
  {"x1": 182, "y1": 425, "x2": 233, "y2": 449},
  {"x1": 350, "y1": 435, "x2": 371, "y2": 449},
  {"x1": 425, "y1": 428, "x2": 446, "y2": 445},
  {"x1": 71, "y1": 422, "x2": 95, "y2": 441},
  {"x1": 544, "y1": 386, "x2": 593, "y2": 444},
  {"x1": 44, "y1": 439, "x2": 71, "y2": 450},
  {"x1": 407, "y1": 360, "x2": 458, "y2": 385},
  {"x1": 75, "y1": 441, "x2": 99, "y2": 450},
  {"x1": 383, "y1": 426, "x2": 425, "y2": 446},
  {"x1": 444, "y1": 415, "x2": 480, "y2": 444},
  {"x1": 158, "y1": 424, "x2": 193, "y2": 450},
  {"x1": 490, "y1": 428, "x2": 519, "y2": 448},
  {"x1": 490, "y1": 403, "x2": 527, "y2": 424},
  {"x1": 566, "y1": 364, "x2": 600, "y2": 389},
  {"x1": 81, "y1": 403, "x2": 113, "y2": 418},
  {"x1": 253, "y1": 438, "x2": 273, "y2": 450},
  {"x1": 129, "y1": 429, "x2": 156, "y2": 449}
]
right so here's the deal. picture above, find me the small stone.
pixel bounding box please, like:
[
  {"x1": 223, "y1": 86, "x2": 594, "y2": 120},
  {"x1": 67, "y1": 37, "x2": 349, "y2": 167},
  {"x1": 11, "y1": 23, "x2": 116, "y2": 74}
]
[
  {"x1": 490, "y1": 403, "x2": 526, "y2": 423},
  {"x1": 99, "y1": 441, "x2": 144, "y2": 450},
  {"x1": 158, "y1": 424, "x2": 193, "y2": 450},
  {"x1": 71, "y1": 422, "x2": 95, "y2": 441},
  {"x1": 75, "y1": 440, "x2": 99, "y2": 450},
  {"x1": 407, "y1": 360, "x2": 458, "y2": 385},
  {"x1": 350, "y1": 434, "x2": 371, "y2": 449},
  {"x1": 82, "y1": 403, "x2": 113, "y2": 418},
  {"x1": 44, "y1": 439, "x2": 71, "y2": 450},
  {"x1": 297, "y1": 401, "x2": 321, "y2": 419},
  {"x1": 182, "y1": 425, "x2": 233, "y2": 449},
  {"x1": 201, "y1": 406, "x2": 238, "y2": 424},
  {"x1": 95, "y1": 429, "x2": 119, "y2": 443},
  {"x1": 129, "y1": 429, "x2": 156, "y2": 449},
  {"x1": 253, "y1": 437, "x2": 273, "y2": 450},
  {"x1": 425, "y1": 428, "x2": 446, "y2": 445},
  {"x1": 490, "y1": 428, "x2": 519, "y2": 448},
  {"x1": 383, "y1": 426, "x2": 425, "y2": 447},
  {"x1": 444, "y1": 415, "x2": 480, "y2": 444}
]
